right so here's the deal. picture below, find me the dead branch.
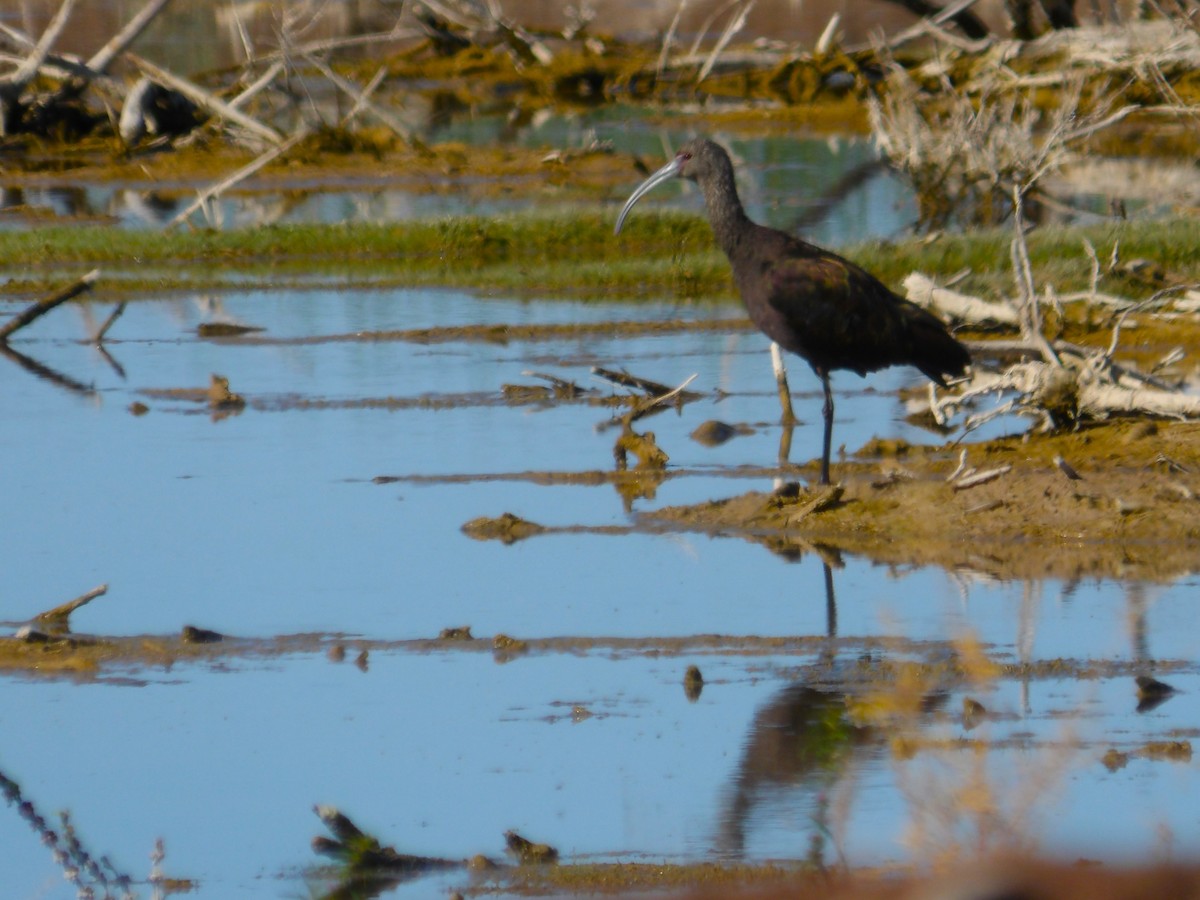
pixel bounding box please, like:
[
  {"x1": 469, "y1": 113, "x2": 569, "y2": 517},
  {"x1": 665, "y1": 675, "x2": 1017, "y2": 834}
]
[
  {"x1": 904, "y1": 273, "x2": 1020, "y2": 327},
  {"x1": 0, "y1": 270, "x2": 101, "y2": 342},
  {"x1": 128, "y1": 53, "x2": 283, "y2": 146},
  {"x1": 592, "y1": 366, "x2": 677, "y2": 396},
  {"x1": 1, "y1": 0, "x2": 77, "y2": 93},
  {"x1": 34, "y1": 583, "x2": 108, "y2": 631},
  {"x1": 227, "y1": 61, "x2": 285, "y2": 111},
  {"x1": 952, "y1": 465, "x2": 1012, "y2": 490},
  {"x1": 627, "y1": 373, "x2": 699, "y2": 422},
  {"x1": 303, "y1": 54, "x2": 415, "y2": 142}
]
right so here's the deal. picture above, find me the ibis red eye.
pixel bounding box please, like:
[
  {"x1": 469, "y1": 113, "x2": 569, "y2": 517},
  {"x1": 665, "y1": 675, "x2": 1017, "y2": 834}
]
[{"x1": 679, "y1": 151, "x2": 692, "y2": 161}]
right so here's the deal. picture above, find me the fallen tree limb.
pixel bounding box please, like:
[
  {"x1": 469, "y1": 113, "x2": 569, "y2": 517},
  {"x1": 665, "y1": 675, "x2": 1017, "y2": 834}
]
[
  {"x1": 34, "y1": 583, "x2": 108, "y2": 631},
  {"x1": 905, "y1": 272, "x2": 1020, "y2": 327},
  {"x1": 128, "y1": 52, "x2": 283, "y2": 146},
  {"x1": 0, "y1": 270, "x2": 101, "y2": 342}
]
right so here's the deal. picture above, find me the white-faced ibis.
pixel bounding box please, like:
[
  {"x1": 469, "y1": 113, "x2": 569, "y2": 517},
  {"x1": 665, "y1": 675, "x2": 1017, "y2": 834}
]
[{"x1": 615, "y1": 139, "x2": 970, "y2": 485}]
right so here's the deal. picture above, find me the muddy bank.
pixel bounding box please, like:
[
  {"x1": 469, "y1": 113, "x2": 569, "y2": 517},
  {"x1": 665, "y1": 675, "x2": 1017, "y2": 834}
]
[{"x1": 643, "y1": 420, "x2": 1200, "y2": 582}]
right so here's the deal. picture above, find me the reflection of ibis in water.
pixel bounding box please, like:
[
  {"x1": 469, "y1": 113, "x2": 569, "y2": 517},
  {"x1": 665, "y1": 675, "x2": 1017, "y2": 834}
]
[{"x1": 715, "y1": 562, "x2": 946, "y2": 859}]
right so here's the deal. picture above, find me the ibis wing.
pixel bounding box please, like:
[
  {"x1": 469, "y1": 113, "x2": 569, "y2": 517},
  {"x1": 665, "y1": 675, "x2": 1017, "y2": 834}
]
[{"x1": 761, "y1": 246, "x2": 967, "y2": 380}]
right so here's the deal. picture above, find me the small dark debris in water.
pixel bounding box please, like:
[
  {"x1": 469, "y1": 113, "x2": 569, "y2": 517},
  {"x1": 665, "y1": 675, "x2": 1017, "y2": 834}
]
[
  {"x1": 504, "y1": 830, "x2": 558, "y2": 865},
  {"x1": 328, "y1": 644, "x2": 346, "y2": 663},
  {"x1": 571, "y1": 705, "x2": 593, "y2": 722},
  {"x1": 181, "y1": 625, "x2": 223, "y2": 644},
  {"x1": 684, "y1": 664, "x2": 704, "y2": 701},
  {"x1": 197, "y1": 322, "x2": 265, "y2": 338},
  {"x1": 1102, "y1": 748, "x2": 1130, "y2": 771},
  {"x1": 461, "y1": 512, "x2": 546, "y2": 544},
  {"x1": 690, "y1": 419, "x2": 752, "y2": 447},
  {"x1": 207, "y1": 374, "x2": 246, "y2": 410},
  {"x1": 129, "y1": 401, "x2": 150, "y2": 416},
  {"x1": 439, "y1": 626, "x2": 473, "y2": 641},
  {"x1": 1136, "y1": 675, "x2": 1178, "y2": 713},
  {"x1": 355, "y1": 650, "x2": 369, "y2": 671},
  {"x1": 962, "y1": 697, "x2": 987, "y2": 730}
]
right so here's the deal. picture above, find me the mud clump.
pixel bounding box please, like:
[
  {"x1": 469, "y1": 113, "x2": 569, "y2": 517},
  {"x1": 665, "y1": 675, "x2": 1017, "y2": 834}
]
[
  {"x1": 643, "y1": 421, "x2": 1200, "y2": 582},
  {"x1": 461, "y1": 512, "x2": 546, "y2": 544}
]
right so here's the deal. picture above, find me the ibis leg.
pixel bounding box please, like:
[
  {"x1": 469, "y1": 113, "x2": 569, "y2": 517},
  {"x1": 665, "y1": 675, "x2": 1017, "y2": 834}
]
[
  {"x1": 770, "y1": 342, "x2": 796, "y2": 424},
  {"x1": 819, "y1": 371, "x2": 834, "y2": 485}
]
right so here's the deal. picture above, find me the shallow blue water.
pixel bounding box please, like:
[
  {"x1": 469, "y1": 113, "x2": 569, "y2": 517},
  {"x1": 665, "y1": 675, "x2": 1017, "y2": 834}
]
[{"x1": 2, "y1": 288, "x2": 1199, "y2": 898}]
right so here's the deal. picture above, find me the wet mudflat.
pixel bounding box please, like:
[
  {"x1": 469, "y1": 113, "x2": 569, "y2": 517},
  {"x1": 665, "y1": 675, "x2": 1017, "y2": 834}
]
[{"x1": 3, "y1": 282, "x2": 1200, "y2": 898}]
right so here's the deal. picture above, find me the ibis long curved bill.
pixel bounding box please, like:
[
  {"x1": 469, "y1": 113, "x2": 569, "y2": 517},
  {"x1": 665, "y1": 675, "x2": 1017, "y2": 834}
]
[{"x1": 614, "y1": 155, "x2": 684, "y2": 234}]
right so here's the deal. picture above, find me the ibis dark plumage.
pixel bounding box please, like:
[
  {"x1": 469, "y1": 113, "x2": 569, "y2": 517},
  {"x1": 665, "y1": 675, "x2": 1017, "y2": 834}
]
[{"x1": 615, "y1": 139, "x2": 970, "y2": 485}]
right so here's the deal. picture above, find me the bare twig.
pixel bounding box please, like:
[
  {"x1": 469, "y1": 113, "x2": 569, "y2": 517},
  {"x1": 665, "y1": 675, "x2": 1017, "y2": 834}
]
[
  {"x1": 658, "y1": 0, "x2": 688, "y2": 76},
  {"x1": 698, "y1": 0, "x2": 755, "y2": 82}
]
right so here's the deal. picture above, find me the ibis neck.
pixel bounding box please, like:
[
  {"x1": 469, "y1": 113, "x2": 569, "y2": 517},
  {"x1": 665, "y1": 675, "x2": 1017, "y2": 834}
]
[{"x1": 699, "y1": 168, "x2": 751, "y2": 259}]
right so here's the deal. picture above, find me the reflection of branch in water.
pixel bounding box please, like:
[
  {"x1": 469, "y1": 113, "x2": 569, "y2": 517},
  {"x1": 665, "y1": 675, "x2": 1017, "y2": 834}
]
[
  {"x1": 0, "y1": 342, "x2": 95, "y2": 395},
  {"x1": 94, "y1": 343, "x2": 127, "y2": 379},
  {"x1": 0, "y1": 269, "x2": 99, "y2": 342},
  {"x1": 784, "y1": 159, "x2": 888, "y2": 237},
  {"x1": 0, "y1": 764, "x2": 151, "y2": 895}
]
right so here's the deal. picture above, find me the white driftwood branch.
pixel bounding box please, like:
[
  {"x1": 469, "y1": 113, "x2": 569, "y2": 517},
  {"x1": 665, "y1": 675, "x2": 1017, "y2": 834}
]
[
  {"x1": 3, "y1": 0, "x2": 77, "y2": 90},
  {"x1": 1078, "y1": 381, "x2": 1200, "y2": 418},
  {"x1": 904, "y1": 273, "x2": 1019, "y2": 327}
]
